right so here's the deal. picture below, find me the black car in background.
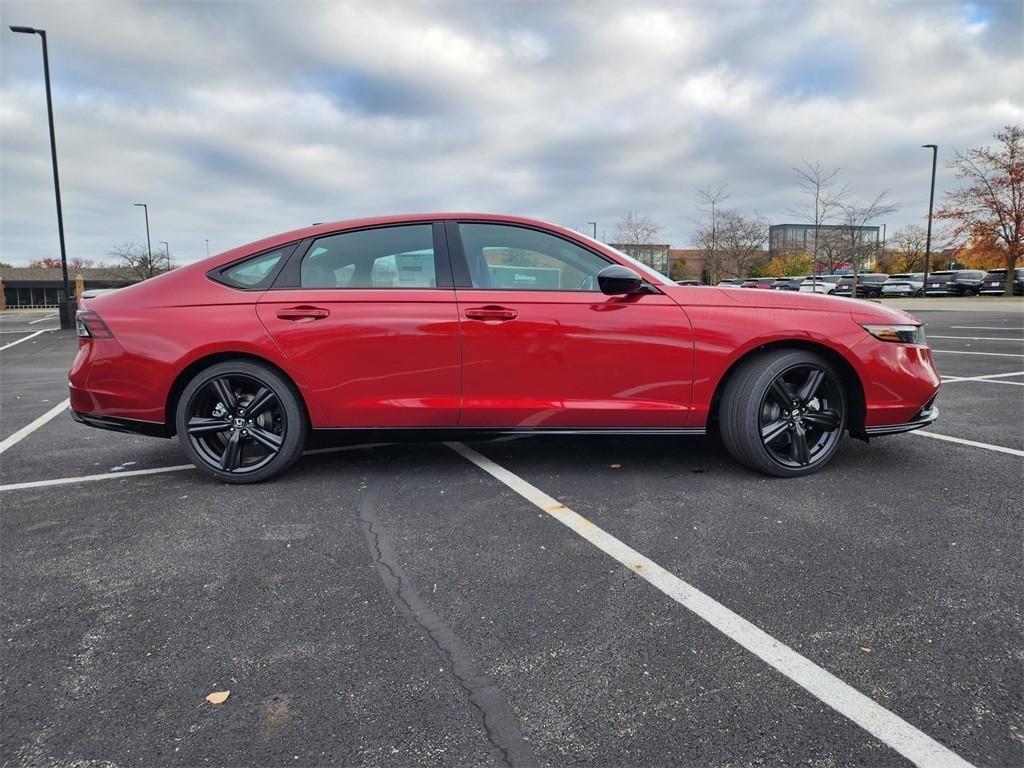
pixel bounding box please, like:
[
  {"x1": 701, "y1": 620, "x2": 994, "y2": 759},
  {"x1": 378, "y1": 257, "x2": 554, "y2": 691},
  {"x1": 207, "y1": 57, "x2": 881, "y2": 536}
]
[
  {"x1": 771, "y1": 277, "x2": 793, "y2": 290},
  {"x1": 740, "y1": 277, "x2": 776, "y2": 289},
  {"x1": 834, "y1": 273, "x2": 889, "y2": 298},
  {"x1": 979, "y1": 267, "x2": 1024, "y2": 296},
  {"x1": 924, "y1": 269, "x2": 986, "y2": 296}
]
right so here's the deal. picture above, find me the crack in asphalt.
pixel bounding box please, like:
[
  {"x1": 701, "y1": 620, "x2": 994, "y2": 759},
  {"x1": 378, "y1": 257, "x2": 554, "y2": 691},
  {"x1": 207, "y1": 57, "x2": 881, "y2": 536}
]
[{"x1": 358, "y1": 474, "x2": 537, "y2": 768}]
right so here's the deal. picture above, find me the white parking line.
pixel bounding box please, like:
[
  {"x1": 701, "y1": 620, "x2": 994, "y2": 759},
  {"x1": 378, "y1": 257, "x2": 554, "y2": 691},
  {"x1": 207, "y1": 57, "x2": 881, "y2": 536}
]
[
  {"x1": 949, "y1": 326, "x2": 1022, "y2": 331},
  {"x1": 0, "y1": 399, "x2": 70, "y2": 456},
  {"x1": 28, "y1": 313, "x2": 58, "y2": 325},
  {"x1": 941, "y1": 371, "x2": 1024, "y2": 384},
  {"x1": 446, "y1": 441, "x2": 976, "y2": 768},
  {"x1": 0, "y1": 329, "x2": 53, "y2": 351},
  {"x1": 0, "y1": 464, "x2": 196, "y2": 492},
  {"x1": 929, "y1": 335, "x2": 1024, "y2": 342},
  {"x1": 0, "y1": 442, "x2": 395, "y2": 493},
  {"x1": 911, "y1": 431, "x2": 1024, "y2": 458},
  {"x1": 931, "y1": 349, "x2": 1024, "y2": 358}
]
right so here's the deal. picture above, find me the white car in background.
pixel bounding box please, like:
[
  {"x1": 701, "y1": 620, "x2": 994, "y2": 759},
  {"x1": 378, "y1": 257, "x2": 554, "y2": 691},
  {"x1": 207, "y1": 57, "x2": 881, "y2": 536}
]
[
  {"x1": 881, "y1": 273, "x2": 925, "y2": 298},
  {"x1": 797, "y1": 276, "x2": 841, "y2": 295}
]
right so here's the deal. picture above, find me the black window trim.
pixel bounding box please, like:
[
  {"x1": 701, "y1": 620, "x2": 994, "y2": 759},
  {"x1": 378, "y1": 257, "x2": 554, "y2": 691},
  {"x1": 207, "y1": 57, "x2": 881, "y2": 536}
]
[
  {"x1": 270, "y1": 221, "x2": 453, "y2": 291},
  {"x1": 447, "y1": 219, "x2": 659, "y2": 293},
  {"x1": 207, "y1": 241, "x2": 300, "y2": 291}
]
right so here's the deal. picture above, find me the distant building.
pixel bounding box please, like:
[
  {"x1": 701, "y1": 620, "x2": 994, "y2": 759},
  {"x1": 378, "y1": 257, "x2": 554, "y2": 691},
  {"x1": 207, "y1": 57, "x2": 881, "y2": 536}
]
[
  {"x1": 769, "y1": 224, "x2": 881, "y2": 258},
  {"x1": 609, "y1": 243, "x2": 671, "y2": 275},
  {"x1": 0, "y1": 267, "x2": 142, "y2": 309}
]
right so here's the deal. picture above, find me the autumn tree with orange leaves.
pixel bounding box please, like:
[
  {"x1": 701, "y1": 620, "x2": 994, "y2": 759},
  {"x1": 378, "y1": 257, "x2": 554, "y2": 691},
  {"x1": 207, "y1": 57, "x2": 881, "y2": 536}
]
[{"x1": 936, "y1": 126, "x2": 1023, "y2": 296}]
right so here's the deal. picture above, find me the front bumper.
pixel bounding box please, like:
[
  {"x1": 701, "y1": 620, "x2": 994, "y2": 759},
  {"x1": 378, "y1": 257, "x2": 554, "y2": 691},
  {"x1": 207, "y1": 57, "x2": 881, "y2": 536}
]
[{"x1": 864, "y1": 400, "x2": 939, "y2": 436}]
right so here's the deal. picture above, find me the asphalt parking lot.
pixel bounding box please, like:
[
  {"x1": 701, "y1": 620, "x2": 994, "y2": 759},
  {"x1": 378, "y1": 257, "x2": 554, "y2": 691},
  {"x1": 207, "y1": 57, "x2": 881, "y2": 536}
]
[{"x1": 1, "y1": 304, "x2": 1021, "y2": 768}]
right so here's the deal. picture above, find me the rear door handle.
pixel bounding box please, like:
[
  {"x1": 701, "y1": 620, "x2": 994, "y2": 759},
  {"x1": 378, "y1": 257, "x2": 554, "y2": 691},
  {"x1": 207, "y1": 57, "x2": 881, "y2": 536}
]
[
  {"x1": 464, "y1": 306, "x2": 518, "y2": 321},
  {"x1": 276, "y1": 305, "x2": 330, "y2": 322}
]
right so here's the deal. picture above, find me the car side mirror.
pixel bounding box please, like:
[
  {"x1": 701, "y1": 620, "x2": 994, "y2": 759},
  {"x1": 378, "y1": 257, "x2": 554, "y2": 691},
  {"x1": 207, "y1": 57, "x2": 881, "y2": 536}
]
[{"x1": 597, "y1": 264, "x2": 643, "y2": 295}]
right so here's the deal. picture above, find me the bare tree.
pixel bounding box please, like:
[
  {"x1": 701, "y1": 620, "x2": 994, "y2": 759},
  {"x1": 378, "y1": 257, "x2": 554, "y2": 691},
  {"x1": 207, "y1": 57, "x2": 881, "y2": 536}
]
[
  {"x1": 694, "y1": 185, "x2": 730, "y2": 284},
  {"x1": 108, "y1": 242, "x2": 165, "y2": 281},
  {"x1": 718, "y1": 210, "x2": 770, "y2": 277},
  {"x1": 613, "y1": 211, "x2": 661, "y2": 245},
  {"x1": 790, "y1": 161, "x2": 849, "y2": 286},
  {"x1": 884, "y1": 225, "x2": 930, "y2": 273},
  {"x1": 838, "y1": 192, "x2": 898, "y2": 290}
]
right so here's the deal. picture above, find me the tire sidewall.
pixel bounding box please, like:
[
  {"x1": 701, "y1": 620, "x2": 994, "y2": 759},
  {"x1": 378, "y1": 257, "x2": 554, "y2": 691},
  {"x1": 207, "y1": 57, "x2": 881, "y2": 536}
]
[
  {"x1": 175, "y1": 360, "x2": 307, "y2": 484},
  {"x1": 721, "y1": 349, "x2": 847, "y2": 478}
]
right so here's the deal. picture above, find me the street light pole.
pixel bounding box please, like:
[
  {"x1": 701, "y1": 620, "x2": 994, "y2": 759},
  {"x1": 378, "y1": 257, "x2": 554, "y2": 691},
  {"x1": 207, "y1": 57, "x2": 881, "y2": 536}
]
[
  {"x1": 159, "y1": 241, "x2": 170, "y2": 269},
  {"x1": 134, "y1": 203, "x2": 153, "y2": 272},
  {"x1": 10, "y1": 25, "x2": 73, "y2": 329},
  {"x1": 587, "y1": 221, "x2": 597, "y2": 239},
  {"x1": 205, "y1": 239, "x2": 210, "y2": 258},
  {"x1": 922, "y1": 144, "x2": 938, "y2": 291}
]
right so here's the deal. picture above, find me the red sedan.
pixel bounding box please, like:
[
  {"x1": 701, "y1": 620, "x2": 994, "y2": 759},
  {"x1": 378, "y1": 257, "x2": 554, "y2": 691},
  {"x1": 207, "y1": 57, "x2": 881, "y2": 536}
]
[{"x1": 70, "y1": 213, "x2": 940, "y2": 483}]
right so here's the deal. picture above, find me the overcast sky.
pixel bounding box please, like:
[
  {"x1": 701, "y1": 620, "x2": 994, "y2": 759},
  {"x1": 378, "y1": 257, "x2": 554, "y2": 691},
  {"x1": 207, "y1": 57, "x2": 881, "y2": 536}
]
[{"x1": 1, "y1": 0, "x2": 1022, "y2": 265}]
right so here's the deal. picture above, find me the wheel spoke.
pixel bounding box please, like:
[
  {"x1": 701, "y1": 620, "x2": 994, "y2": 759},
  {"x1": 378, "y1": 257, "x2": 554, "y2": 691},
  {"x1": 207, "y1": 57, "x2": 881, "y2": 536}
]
[
  {"x1": 247, "y1": 426, "x2": 282, "y2": 452},
  {"x1": 789, "y1": 422, "x2": 810, "y2": 465},
  {"x1": 220, "y1": 430, "x2": 242, "y2": 471},
  {"x1": 761, "y1": 418, "x2": 790, "y2": 445},
  {"x1": 769, "y1": 378, "x2": 794, "y2": 407},
  {"x1": 245, "y1": 387, "x2": 277, "y2": 419},
  {"x1": 210, "y1": 377, "x2": 237, "y2": 411},
  {"x1": 803, "y1": 408, "x2": 840, "y2": 431},
  {"x1": 187, "y1": 416, "x2": 229, "y2": 436},
  {"x1": 796, "y1": 368, "x2": 825, "y2": 404}
]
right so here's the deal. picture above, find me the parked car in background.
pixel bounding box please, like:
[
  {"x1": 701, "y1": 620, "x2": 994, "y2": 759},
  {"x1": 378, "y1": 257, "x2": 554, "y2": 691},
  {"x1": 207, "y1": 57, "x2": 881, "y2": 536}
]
[
  {"x1": 68, "y1": 212, "x2": 940, "y2": 483},
  {"x1": 834, "y1": 273, "x2": 889, "y2": 299},
  {"x1": 924, "y1": 269, "x2": 986, "y2": 296},
  {"x1": 780, "y1": 276, "x2": 809, "y2": 291},
  {"x1": 770, "y1": 277, "x2": 793, "y2": 290},
  {"x1": 798, "y1": 276, "x2": 841, "y2": 294},
  {"x1": 675, "y1": 279, "x2": 704, "y2": 286},
  {"x1": 979, "y1": 268, "x2": 1024, "y2": 296},
  {"x1": 741, "y1": 277, "x2": 776, "y2": 289},
  {"x1": 717, "y1": 278, "x2": 745, "y2": 287},
  {"x1": 881, "y1": 273, "x2": 924, "y2": 298}
]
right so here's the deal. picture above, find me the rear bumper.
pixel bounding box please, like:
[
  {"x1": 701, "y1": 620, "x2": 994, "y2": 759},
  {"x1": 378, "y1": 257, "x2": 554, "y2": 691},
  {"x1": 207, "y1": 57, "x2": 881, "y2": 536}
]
[
  {"x1": 71, "y1": 410, "x2": 170, "y2": 438},
  {"x1": 864, "y1": 401, "x2": 939, "y2": 436}
]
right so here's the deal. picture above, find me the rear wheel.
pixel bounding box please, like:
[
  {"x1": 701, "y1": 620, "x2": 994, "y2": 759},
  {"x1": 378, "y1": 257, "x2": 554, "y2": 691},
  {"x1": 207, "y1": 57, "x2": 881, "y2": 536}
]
[
  {"x1": 175, "y1": 360, "x2": 307, "y2": 483},
  {"x1": 719, "y1": 349, "x2": 847, "y2": 477}
]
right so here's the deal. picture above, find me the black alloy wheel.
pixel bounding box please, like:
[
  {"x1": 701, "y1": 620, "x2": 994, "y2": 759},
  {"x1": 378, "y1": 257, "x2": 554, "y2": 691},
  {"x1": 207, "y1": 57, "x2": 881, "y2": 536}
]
[
  {"x1": 719, "y1": 349, "x2": 847, "y2": 477},
  {"x1": 757, "y1": 364, "x2": 844, "y2": 469},
  {"x1": 176, "y1": 360, "x2": 307, "y2": 483}
]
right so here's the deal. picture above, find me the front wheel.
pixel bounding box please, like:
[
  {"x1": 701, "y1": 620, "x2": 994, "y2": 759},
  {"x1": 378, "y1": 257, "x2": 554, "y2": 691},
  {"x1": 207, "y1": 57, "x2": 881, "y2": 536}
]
[
  {"x1": 719, "y1": 349, "x2": 847, "y2": 477},
  {"x1": 175, "y1": 360, "x2": 308, "y2": 484}
]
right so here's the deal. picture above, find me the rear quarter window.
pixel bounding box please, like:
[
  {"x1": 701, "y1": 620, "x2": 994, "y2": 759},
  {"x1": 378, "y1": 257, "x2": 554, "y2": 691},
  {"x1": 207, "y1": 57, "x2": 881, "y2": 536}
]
[{"x1": 215, "y1": 247, "x2": 292, "y2": 289}]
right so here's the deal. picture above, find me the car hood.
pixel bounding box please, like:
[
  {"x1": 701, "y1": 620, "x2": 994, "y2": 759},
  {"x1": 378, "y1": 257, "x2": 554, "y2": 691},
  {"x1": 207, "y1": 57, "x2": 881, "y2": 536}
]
[{"x1": 662, "y1": 284, "x2": 920, "y2": 324}]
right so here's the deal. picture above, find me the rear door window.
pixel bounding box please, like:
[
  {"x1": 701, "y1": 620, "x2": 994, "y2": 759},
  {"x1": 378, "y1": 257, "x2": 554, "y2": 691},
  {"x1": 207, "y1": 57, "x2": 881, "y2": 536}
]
[{"x1": 300, "y1": 225, "x2": 437, "y2": 289}]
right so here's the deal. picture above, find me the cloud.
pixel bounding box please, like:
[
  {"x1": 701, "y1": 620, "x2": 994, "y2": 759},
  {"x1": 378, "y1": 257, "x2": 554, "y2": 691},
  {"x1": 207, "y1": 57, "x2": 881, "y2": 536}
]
[{"x1": 1, "y1": 0, "x2": 1021, "y2": 264}]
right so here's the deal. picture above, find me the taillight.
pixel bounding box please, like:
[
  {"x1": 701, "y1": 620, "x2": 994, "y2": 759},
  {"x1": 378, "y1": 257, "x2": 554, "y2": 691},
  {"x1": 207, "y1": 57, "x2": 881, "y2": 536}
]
[{"x1": 76, "y1": 309, "x2": 114, "y2": 339}]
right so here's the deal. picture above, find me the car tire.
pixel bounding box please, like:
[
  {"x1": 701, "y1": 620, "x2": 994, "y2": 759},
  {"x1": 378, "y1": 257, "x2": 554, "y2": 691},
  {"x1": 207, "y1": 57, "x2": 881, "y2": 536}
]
[
  {"x1": 175, "y1": 360, "x2": 308, "y2": 484},
  {"x1": 719, "y1": 349, "x2": 847, "y2": 478}
]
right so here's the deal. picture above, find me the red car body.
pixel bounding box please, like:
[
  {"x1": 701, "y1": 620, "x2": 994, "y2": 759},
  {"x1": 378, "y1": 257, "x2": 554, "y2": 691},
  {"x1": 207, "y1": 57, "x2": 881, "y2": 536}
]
[{"x1": 70, "y1": 213, "x2": 940, "y2": 479}]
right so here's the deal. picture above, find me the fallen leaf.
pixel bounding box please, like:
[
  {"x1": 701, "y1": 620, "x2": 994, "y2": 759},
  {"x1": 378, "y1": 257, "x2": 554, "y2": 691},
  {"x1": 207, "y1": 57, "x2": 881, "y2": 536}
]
[
  {"x1": 609, "y1": 464, "x2": 622, "y2": 469},
  {"x1": 859, "y1": 646, "x2": 873, "y2": 654},
  {"x1": 206, "y1": 690, "x2": 231, "y2": 704}
]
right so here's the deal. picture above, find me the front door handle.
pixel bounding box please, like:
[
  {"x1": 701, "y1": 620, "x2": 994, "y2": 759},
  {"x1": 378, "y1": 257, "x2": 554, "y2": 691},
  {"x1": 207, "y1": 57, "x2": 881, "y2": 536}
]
[
  {"x1": 464, "y1": 306, "x2": 518, "y2": 321},
  {"x1": 276, "y1": 305, "x2": 330, "y2": 322}
]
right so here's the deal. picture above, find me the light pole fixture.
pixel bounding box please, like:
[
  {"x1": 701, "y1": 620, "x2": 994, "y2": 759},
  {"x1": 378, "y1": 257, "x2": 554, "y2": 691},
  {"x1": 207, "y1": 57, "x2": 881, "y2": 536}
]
[
  {"x1": 134, "y1": 203, "x2": 153, "y2": 266},
  {"x1": 922, "y1": 144, "x2": 938, "y2": 290},
  {"x1": 10, "y1": 25, "x2": 73, "y2": 328},
  {"x1": 205, "y1": 238, "x2": 210, "y2": 258}
]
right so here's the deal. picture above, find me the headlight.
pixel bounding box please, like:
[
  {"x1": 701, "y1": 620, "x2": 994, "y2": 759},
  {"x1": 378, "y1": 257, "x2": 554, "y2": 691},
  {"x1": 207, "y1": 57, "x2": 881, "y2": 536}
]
[{"x1": 860, "y1": 324, "x2": 926, "y2": 345}]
